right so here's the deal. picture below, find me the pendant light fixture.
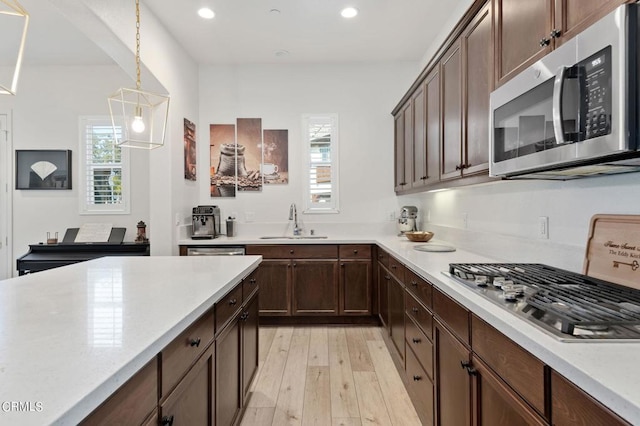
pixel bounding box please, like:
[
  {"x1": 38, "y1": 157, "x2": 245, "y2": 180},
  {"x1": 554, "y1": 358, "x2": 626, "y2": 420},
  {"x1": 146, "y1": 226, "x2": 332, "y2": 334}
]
[
  {"x1": 0, "y1": 0, "x2": 29, "y2": 96},
  {"x1": 108, "y1": 0, "x2": 170, "y2": 149}
]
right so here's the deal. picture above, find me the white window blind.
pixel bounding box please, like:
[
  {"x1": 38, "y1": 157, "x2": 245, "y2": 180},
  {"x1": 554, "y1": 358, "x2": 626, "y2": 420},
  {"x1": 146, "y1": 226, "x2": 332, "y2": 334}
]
[
  {"x1": 303, "y1": 114, "x2": 339, "y2": 213},
  {"x1": 79, "y1": 117, "x2": 130, "y2": 214}
]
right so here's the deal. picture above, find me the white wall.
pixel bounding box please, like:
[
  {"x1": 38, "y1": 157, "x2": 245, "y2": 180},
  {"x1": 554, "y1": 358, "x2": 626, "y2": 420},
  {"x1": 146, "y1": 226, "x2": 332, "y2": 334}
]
[
  {"x1": 198, "y1": 62, "x2": 418, "y2": 228},
  {"x1": 0, "y1": 65, "x2": 150, "y2": 269},
  {"x1": 50, "y1": 0, "x2": 201, "y2": 255}
]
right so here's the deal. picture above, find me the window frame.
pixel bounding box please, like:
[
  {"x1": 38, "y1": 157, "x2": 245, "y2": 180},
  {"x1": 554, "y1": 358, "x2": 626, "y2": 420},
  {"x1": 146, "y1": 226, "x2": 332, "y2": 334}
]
[
  {"x1": 302, "y1": 113, "x2": 340, "y2": 214},
  {"x1": 78, "y1": 116, "x2": 130, "y2": 215}
]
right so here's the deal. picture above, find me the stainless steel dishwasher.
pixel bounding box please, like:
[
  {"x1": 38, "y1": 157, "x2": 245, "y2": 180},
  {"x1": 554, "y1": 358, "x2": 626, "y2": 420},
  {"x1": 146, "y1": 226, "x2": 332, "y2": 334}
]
[{"x1": 186, "y1": 246, "x2": 246, "y2": 256}]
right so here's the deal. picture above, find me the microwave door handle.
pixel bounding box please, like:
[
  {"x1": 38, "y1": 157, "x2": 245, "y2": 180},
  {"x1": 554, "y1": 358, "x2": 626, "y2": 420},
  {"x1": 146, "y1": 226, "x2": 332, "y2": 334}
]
[{"x1": 552, "y1": 66, "x2": 567, "y2": 145}]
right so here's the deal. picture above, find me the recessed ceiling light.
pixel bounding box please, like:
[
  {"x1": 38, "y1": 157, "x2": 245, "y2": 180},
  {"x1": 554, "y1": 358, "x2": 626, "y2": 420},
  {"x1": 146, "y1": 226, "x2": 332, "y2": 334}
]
[
  {"x1": 341, "y1": 7, "x2": 358, "y2": 18},
  {"x1": 198, "y1": 7, "x2": 215, "y2": 19},
  {"x1": 270, "y1": 9, "x2": 281, "y2": 15},
  {"x1": 274, "y1": 49, "x2": 290, "y2": 57}
]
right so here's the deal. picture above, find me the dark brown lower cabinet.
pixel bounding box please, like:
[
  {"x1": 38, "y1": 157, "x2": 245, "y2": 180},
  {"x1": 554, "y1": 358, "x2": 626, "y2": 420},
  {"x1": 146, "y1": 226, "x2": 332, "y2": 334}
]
[
  {"x1": 216, "y1": 318, "x2": 241, "y2": 426},
  {"x1": 160, "y1": 345, "x2": 214, "y2": 426},
  {"x1": 292, "y1": 260, "x2": 339, "y2": 314},
  {"x1": 254, "y1": 259, "x2": 291, "y2": 316},
  {"x1": 472, "y1": 356, "x2": 547, "y2": 426},
  {"x1": 388, "y1": 275, "x2": 405, "y2": 363},
  {"x1": 339, "y1": 259, "x2": 372, "y2": 314},
  {"x1": 406, "y1": 339, "x2": 435, "y2": 426},
  {"x1": 551, "y1": 371, "x2": 630, "y2": 426},
  {"x1": 435, "y1": 320, "x2": 471, "y2": 426},
  {"x1": 241, "y1": 292, "x2": 259, "y2": 403},
  {"x1": 378, "y1": 263, "x2": 390, "y2": 329}
]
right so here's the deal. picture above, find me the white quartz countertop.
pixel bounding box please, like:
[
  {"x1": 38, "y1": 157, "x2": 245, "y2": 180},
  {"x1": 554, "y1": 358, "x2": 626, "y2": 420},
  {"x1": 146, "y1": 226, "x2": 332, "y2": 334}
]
[
  {"x1": 0, "y1": 255, "x2": 261, "y2": 426},
  {"x1": 180, "y1": 232, "x2": 640, "y2": 423}
]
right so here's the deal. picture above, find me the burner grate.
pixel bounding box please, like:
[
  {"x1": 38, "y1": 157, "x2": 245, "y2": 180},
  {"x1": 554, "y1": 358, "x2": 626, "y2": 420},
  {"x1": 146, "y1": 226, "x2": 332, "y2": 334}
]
[{"x1": 449, "y1": 263, "x2": 640, "y2": 336}]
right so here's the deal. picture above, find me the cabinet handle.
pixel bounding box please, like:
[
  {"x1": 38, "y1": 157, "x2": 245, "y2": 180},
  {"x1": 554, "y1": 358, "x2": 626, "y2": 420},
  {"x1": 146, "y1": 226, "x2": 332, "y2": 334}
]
[
  {"x1": 400, "y1": 182, "x2": 407, "y2": 186},
  {"x1": 461, "y1": 361, "x2": 478, "y2": 376},
  {"x1": 161, "y1": 415, "x2": 174, "y2": 426},
  {"x1": 539, "y1": 37, "x2": 550, "y2": 47},
  {"x1": 413, "y1": 375, "x2": 422, "y2": 381},
  {"x1": 391, "y1": 264, "x2": 397, "y2": 269},
  {"x1": 241, "y1": 312, "x2": 249, "y2": 321},
  {"x1": 384, "y1": 275, "x2": 391, "y2": 280},
  {"x1": 549, "y1": 28, "x2": 561, "y2": 38},
  {"x1": 189, "y1": 337, "x2": 201, "y2": 347},
  {"x1": 455, "y1": 164, "x2": 462, "y2": 171},
  {"x1": 290, "y1": 250, "x2": 294, "y2": 254},
  {"x1": 353, "y1": 249, "x2": 358, "y2": 254},
  {"x1": 229, "y1": 298, "x2": 237, "y2": 306},
  {"x1": 341, "y1": 263, "x2": 345, "y2": 267},
  {"x1": 410, "y1": 281, "x2": 418, "y2": 287},
  {"x1": 250, "y1": 278, "x2": 256, "y2": 284},
  {"x1": 412, "y1": 307, "x2": 419, "y2": 313},
  {"x1": 412, "y1": 338, "x2": 421, "y2": 344}
]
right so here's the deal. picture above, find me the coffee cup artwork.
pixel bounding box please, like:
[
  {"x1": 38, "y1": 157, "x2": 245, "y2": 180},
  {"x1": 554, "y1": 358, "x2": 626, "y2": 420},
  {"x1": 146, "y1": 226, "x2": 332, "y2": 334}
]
[{"x1": 261, "y1": 163, "x2": 279, "y2": 176}]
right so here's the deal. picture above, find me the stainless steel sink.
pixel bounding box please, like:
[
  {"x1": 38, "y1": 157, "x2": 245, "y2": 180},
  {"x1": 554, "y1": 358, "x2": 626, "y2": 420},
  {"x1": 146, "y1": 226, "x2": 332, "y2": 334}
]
[{"x1": 259, "y1": 236, "x2": 328, "y2": 239}]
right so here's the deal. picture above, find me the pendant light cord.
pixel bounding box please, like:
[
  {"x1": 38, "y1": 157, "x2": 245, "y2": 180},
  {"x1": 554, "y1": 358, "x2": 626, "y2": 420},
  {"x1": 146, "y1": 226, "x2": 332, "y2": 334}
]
[{"x1": 135, "y1": 0, "x2": 141, "y2": 90}]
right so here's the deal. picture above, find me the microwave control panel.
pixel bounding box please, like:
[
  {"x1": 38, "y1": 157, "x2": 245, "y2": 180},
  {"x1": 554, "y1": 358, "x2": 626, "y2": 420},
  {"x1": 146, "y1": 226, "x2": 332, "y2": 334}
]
[{"x1": 582, "y1": 46, "x2": 612, "y2": 140}]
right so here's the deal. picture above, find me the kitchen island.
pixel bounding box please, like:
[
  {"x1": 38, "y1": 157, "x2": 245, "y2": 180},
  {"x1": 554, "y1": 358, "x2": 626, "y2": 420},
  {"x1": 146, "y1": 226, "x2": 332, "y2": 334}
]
[
  {"x1": 180, "y1": 231, "x2": 640, "y2": 424},
  {"x1": 0, "y1": 255, "x2": 261, "y2": 425}
]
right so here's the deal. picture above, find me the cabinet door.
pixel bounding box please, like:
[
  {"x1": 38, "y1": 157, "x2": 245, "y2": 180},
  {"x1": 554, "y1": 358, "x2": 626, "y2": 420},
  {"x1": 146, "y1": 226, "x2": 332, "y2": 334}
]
[
  {"x1": 388, "y1": 275, "x2": 405, "y2": 363},
  {"x1": 241, "y1": 293, "x2": 259, "y2": 404},
  {"x1": 434, "y1": 321, "x2": 471, "y2": 426},
  {"x1": 554, "y1": 0, "x2": 627, "y2": 47},
  {"x1": 292, "y1": 260, "x2": 339, "y2": 314},
  {"x1": 340, "y1": 259, "x2": 372, "y2": 314},
  {"x1": 472, "y1": 356, "x2": 547, "y2": 426},
  {"x1": 255, "y1": 259, "x2": 291, "y2": 316},
  {"x1": 216, "y1": 319, "x2": 240, "y2": 426},
  {"x1": 160, "y1": 345, "x2": 213, "y2": 426},
  {"x1": 462, "y1": 3, "x2": 492, "y2": 176},
  {"x1": 394, "y1": 103, "x2": 410, "y2": 192},
  {"x1": 411, "y1": 84, "x2": 427, "y2": 188},
  {"x1": 379, "y1": 263, "x2": 390, "y2": 329},
  {"x1": 440, "y1": 39, "x2": 463, "y2": 181},
  {"x1": 494, "y1": 0, "x2": 553, "y2": 87},
  {"x1": 424, "y1": 68, "x2": 441, "y2": 186}
]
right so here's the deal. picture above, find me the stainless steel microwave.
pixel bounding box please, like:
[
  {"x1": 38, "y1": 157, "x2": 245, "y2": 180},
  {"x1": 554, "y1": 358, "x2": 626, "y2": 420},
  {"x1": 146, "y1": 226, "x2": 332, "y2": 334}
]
[{"x1": 489, "y1": 4, "x2": 640, "y2": 179}]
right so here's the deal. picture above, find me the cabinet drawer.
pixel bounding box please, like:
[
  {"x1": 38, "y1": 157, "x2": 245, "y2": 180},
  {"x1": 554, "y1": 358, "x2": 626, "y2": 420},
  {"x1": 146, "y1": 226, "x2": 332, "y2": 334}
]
[
  {"x1": 432, "y1": 288, "x2": 470, "y2": 345},
  {"x1": 406, "y1": 344, "x2": 435, "y2": 426},
  {"x1": 242, "y1": 271, "x2": 258, "y2": 302},
  {"x1": 406, "y1": 269, "x2": 433, "y2": 309},
  {"x1": 405, "y1": 313, "x2": 433, "y2": 380},
  {"x1": 215, "y1": 283, "x2": 243, "y2": 332},
  {"x1": 246, "y1": 244, "x2": 338, "y2": 259},
  {"x1": 376, "y1": 247, "x2": 390, "y2": 268},
  {"x1": 471, "y1": 315, "x2": 546, "y2": 418},
  {"x1": 339, "y1": 244, "x2": 372, "y2": 259},
  {"x1": 551, "y1": 370, "x2": 629, "y2": 426},
  {"x1": 81, "y1": 358, "x2": 157, "y2": 426},
  {"x1": 388, "y1": 256, "x2": 405, "y2": 282},
  {"x1": 405, "y1": 290, "x2": 433, "y2": 340},
  {"x1": 161, "y1": 309, "x2": 214, "y2": 397}
]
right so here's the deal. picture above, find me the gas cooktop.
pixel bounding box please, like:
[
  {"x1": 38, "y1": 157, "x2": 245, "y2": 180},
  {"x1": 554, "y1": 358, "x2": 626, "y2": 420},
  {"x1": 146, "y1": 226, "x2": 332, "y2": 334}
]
[{"x1": 447, "y1": 263, "x2": 640, "y2": 341}]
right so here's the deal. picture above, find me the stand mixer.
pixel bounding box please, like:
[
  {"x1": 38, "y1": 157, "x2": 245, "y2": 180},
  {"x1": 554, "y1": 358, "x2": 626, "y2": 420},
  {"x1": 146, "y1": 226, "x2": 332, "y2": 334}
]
[{"x1": 397, "y1": 206, "x2": 418, "y2": 235}]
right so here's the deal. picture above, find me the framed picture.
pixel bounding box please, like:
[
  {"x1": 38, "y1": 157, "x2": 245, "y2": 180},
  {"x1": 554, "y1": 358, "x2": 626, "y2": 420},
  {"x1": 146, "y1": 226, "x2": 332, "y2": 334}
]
[{"x1": 15, "y1": 150, "x2": 72, "y2": 190}]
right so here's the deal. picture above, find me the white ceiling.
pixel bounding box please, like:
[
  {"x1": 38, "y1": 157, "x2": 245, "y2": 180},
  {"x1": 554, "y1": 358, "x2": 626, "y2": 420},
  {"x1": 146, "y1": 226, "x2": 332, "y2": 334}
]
[{"x1": 2, "y1": 0, "x2": 467, "y2": 67}]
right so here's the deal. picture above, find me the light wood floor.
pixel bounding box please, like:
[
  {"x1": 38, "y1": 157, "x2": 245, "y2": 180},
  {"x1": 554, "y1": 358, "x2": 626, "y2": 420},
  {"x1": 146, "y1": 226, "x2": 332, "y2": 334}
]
[{"x1": 240, "y1": 326, "x2": 422, "y2": 426}]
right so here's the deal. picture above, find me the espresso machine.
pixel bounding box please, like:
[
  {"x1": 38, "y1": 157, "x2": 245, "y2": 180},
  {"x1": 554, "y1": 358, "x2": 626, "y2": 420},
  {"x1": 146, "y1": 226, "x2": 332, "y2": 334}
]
[
  {"x1": 191, "y1": 205, "x2": 221, "y2": 239},
  {"x1": 397, "y1": 206, "x2": 418, "y2": 235}
]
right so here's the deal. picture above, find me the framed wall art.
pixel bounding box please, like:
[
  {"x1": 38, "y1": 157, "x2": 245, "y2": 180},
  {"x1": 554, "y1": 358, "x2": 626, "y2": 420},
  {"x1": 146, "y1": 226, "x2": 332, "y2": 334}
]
[{"x1": 15, "y1": 149, "x2": 72, "y2": 190}]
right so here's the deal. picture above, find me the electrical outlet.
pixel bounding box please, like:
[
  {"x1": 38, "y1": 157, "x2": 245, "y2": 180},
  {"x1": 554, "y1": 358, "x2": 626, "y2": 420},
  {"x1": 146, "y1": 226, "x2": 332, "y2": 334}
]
[
  {"x1": 539, "y1": 216, "x2": 549, "y2": 239},
  {"x1": 462, "y1": 213, "x2": 468, "y2": 229},
  {"x1": 427, "y1": 210, "x2": 431, "y2": 223},
  {"x1": 245, "y1": 212, "x2": 255, "y2": 222}
]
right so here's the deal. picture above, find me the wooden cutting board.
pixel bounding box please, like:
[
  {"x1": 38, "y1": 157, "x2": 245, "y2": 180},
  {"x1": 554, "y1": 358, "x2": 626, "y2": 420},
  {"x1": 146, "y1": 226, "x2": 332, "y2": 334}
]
[{"x1": 583, "y1": 214, "x2": 640, "y2": 290}]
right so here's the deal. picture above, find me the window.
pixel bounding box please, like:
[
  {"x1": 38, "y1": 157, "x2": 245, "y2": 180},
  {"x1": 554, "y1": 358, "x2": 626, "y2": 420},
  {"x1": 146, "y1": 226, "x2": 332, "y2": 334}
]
[
  {"x1": 79, "y1": 117, "x2": 130, "y2": 214},
  {"x1": 303, "y1": 114, "x2": 339, "y2": 213}
]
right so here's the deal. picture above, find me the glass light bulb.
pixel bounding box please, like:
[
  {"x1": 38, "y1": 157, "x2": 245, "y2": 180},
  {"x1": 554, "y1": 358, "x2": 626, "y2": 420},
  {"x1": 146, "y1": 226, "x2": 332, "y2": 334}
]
[{"x1": 131, "y1": 115, "x2": 146, "y2": 133}]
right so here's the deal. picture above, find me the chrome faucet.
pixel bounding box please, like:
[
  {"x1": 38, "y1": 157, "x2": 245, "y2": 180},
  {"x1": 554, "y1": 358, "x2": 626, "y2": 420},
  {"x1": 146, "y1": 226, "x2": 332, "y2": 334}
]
[{"x1": 289, "y1": 203, "x2": 302, "y2": 236}]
